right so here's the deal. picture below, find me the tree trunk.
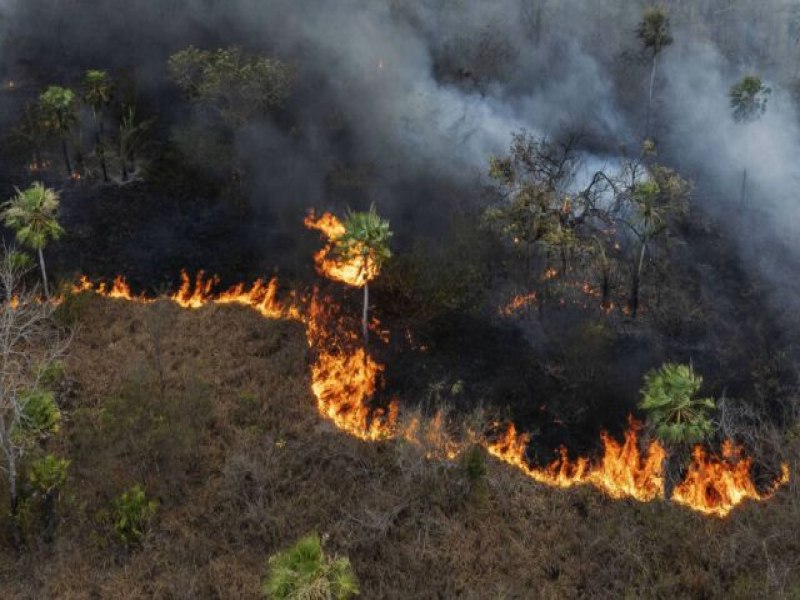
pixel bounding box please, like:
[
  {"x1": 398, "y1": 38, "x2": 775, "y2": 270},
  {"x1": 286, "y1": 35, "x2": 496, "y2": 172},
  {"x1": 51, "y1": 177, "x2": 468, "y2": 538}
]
[
  {"x1": 362, "y1": 283, "x2": 369, "y2": 347},
  {"x1": 61, "y1": 138, "x2": 72, "y2": 177},
  {"x1": 38, "y1": 248, "x2": 50, "y2": 300},
  {"x1": 42, "y1": 491, "x2": 55, "y2": 543},
  {"x1": 95, "y1": 112, "x2": 108, "y2": 183},
  {"x1": 645, "y1": 53, "x2": 658, "y2": 139},
  {"x1": 7, "y1": 451, "x2": 21, "y2": 550},
  {"x1": 601, "y1": 270, "x2": 610, "y2": 311},
  {"x1": 630, "y1": 242, "x2": 647, "y2": 318},
  {"x1": 739, "y1": 168, "x2": 748, "y2": 209}
]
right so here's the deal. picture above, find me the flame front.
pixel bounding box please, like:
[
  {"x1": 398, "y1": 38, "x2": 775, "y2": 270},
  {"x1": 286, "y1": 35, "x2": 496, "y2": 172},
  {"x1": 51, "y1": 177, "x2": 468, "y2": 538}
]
[{"x1": 66, "y1": 216, "x2": 790, "y2": 518}]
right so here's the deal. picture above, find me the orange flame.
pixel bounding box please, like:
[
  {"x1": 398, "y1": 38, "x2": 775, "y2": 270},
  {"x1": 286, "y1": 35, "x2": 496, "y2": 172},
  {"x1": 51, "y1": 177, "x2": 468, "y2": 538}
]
[{"x1": 304, "y1": 211, "x2": 380, "y2": 287}]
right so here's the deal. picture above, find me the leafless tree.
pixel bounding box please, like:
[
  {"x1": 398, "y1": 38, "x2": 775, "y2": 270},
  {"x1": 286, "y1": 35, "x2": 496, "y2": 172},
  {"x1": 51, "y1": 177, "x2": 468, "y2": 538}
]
[{"x1": 0, "y1": 248, "x2": 71, "y2": 547}]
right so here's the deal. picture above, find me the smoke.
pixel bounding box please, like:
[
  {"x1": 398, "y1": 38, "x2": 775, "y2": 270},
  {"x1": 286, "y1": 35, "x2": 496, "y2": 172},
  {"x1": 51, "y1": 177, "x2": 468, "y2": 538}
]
[{"x1": 1, "y1": 0, "x2": 799, "y2": 261}]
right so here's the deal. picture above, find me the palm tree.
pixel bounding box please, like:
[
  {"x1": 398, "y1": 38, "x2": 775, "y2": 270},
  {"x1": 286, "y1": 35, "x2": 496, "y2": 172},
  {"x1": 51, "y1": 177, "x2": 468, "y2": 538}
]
[
  {"x1": 336, "y1": 204, "x2": 392, "y2": 345},
  {"x1": 730, "y1": 75, "x2": 770, "y2": 208},
  {"x1": 2, "y1": 183, "x2": 65, "y2": 298},
  {"x1": 83, "y1": 70, "x2": 115, "y2": 182},
  {"x1": 639, "y1": 363, "x2": 715, "y2": 498},
  {"x1": 637, "y1": 7, "x2": 673, "y2": 138},
  {"x1": 38, "y1": 86, "x2": 79, "y2": 177},
  {"x1": 264, "y1": 533, "x2": 359, "y2": 600},
  {"x1": 118, "y1": 106, "x2": 154, "y2": 181}
]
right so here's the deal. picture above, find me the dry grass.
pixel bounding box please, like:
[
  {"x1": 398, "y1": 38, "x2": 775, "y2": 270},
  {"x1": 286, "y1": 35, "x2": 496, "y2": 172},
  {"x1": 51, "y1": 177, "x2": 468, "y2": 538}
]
[{"x1": 0, "y1": 296, "x2": 797, "y2": 599}]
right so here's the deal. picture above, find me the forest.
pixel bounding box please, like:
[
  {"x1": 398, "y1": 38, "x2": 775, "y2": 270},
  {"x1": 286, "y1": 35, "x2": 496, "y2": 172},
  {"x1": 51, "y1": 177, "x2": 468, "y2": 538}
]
[{"x1": 0, "y1": 0, "x2": 799, "y2": 598}]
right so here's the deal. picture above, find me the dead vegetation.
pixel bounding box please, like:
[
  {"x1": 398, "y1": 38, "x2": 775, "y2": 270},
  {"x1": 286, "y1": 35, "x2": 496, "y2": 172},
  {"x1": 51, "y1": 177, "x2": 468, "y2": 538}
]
[{"x1": 0, "y1": 296, "x2": 797, "y2": 599}]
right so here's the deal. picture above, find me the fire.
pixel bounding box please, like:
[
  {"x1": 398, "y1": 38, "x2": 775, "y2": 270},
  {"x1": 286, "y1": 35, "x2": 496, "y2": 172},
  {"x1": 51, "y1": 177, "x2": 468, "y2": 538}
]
[
  {"x1": 501, "y1": 291, "x2": 537, "y2": 316},
  {"x1": 66, "y1": 217, "x2": 790, "y2": 519},
  {"x1": 304, "y1": 211, "x2": 380, "y2": 287},
  {"x1": 487, "y1": 421, "x2": 789, "y2": 516},
  {"x1": 487, "y1": 420, "x2": 666, "y2": 502},
  {"x1": 672, "y1": 441, "x2": 791, "y2": 517}
]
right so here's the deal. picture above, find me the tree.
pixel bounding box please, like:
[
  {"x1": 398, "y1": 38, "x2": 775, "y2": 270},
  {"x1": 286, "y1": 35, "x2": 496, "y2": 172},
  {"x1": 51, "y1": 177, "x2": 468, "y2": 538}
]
[
  {"x1": 730, "y1": 75, "x2": 771, "y2": 123},
  {"x1": 617, "y1": 164, "x2": 690, "y2": 317},
  {"x1": 38, "y1": 86, "x2": 78, "y2": 176},
  {"x1": 264, "y1": 533, "x2": 359, "y2": 600},
  {"x1": 729, "y1": 75, "x2": 770, "y2": 208},
  {"x1": 168, "y1": 46, "x2": 291, "y2": 128},
  {"x1": 0, "y1": 249, "x2": 70, "y2": 547},
  {"x1": 118, "y1": 106, "x2": 155, "y2": 181},
  {"x1": 637, "y1": 7, "x2": 673, "y2": 138},
  {"x1": 336, "y1": 205, "x2": 393, "y2": 345},
  {"x1": 28, "y1": 453, "x2": 69, "y2": 542},
  {"x1": 2, "y1": 183, "x2": 65, "y2": 299},
  {"x1": 82, "y1": 70, "x2": 115, "y2": 182},
  {"x1": 639, "y1": 363, "x2": 715, "y2": 499}
]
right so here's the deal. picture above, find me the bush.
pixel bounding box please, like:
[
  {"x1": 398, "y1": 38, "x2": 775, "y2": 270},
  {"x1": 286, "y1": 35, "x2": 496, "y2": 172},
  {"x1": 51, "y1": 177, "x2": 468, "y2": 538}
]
[
  {"x1": 15, "y1": 389, "x2": 61, "y2": 439},
  {"x1": 264, "y1": 534, "x2": 359, "y2": 600},
  {"x1": 28, "y1": 454, "x2": 70, "y2": 494},
  {"x1": 111, "y1": 484, "x2": 157, "y2": 546}
]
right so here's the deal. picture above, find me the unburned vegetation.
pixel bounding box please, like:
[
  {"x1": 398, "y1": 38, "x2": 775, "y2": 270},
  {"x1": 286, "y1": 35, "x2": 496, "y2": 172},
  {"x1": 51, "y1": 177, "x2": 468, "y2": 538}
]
[{"x1": 0, "y1": 296, "x2": 796, "y2": 599}]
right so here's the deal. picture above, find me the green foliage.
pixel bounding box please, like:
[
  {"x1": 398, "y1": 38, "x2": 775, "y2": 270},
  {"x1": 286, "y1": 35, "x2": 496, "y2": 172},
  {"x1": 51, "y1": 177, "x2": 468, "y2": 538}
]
[
  {"x1": 730, "y1": 75, "x2": 771, "y2": 123},
  {"x1": 2, "y1": 183, "x2": 64, "y2": 251},
  {"x1": 37, "y1": 360, "x2": 65, "y2": 390},
  {"x1": 111, "y1": 484, "x2": 157, "y2": 546},
  {"x1": 15, "y1": 389, "x2": 61, "y2": 440},
  {"x1": 264, "y1": 533, "x2": 359, "y2": 600},
  {"x1": 28, "y1": 454, "x2": 70, "y2": 494},
  {"x1": 53, "y1": 283, "x2": 91, "y2": 326},
  {"x1": 168, "y1": 46, "x2": 291, "y2": 127},
  {"x1": 639, "y1": 363, "x2": 715, "y2": 447},
  {"x1": 461, "y1": 444, "x2": 488, "y2": 505},
  {"x1": 119, "y1": 106, "x2": 155, "y2": 162},
  {"x1": 637, "y1": 7, "x2": 673, "y2": 55},
  {"x1": 82, "y1": 70, "x2": 114, "y2": 110},
  {"x1": 38, "y1": 86, "x2": 78, "y2": 133},
  {"x1": 7, "y1": 249, "x2": 34, "y2": 271},
  {"x1": 337, "y1": 204, "x2": 393, "y2": 276}
]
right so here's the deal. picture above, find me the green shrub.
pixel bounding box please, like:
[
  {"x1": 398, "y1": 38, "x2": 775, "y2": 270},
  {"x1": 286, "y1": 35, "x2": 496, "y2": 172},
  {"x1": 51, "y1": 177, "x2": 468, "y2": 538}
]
[
  {"x1": 28, "y1": 454, "x2": 70, "y2": 494},
  {"x1": 15, "y1": 389, "x2": 60, "y2": 440},
  {"x1": 639, "y1": 363, "x2": 715, "y2": 446},
  {"x1": 264, "y1": 534, "x2": 359, "y2": 600},
  {"x1": 112, "y1": 484, "x2": 157, "y2": 546},
  {"x1": 461, "y1": 443, "x2": 488, "y2": 505},
  {"x1": 53, "y1": 283, "x2": 90, "y2": 326}
]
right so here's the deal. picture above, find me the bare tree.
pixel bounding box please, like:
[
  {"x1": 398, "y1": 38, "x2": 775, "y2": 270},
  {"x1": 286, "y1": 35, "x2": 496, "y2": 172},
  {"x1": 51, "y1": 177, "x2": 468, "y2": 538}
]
[{"x1": 0, "y1": 248, "x2": 71, "y2": 547}]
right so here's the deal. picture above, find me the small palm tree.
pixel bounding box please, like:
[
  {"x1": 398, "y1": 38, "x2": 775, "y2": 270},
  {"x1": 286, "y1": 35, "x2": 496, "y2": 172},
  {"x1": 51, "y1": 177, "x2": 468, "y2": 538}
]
[
  {"x1": 2, "y1": 183, "x2": 65, "y2": 298},
  {"x1": 83, "y1": 70, "x2": 115, "y2": 182},
  {"x1": 264, "y1": 533, "x2": 359, "y2": 600},
  {"x1": 336, "y1": 204, "x2": 392, "y2": 345},
  {"x1": 640, "y1": 363, "x2": 715, "y2": 498},
  {"x1": 637, "y1": 7, "x2": 673, "y2": 137},
  {"x1": 38, "y1": 86, "x2": 79, "y2": 176},
  {"x1": 730, "y1": 75, "x2": 771, "y2": 124},
  {"x1": 118, "y1": 106, "x2": 155, "y2": 181}
]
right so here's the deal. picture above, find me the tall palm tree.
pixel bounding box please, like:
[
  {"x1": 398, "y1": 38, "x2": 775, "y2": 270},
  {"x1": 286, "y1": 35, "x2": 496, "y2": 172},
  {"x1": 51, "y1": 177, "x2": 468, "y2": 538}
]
[
  {"x1": 639, "y1": 362, "x2": 715, "y2": 498},
  {"x1": 336, "y1": 204, "x2": 392, "y2": 346},
  {"x1": 264, "y1": 533, "x2": 359, "y2": 600},
  {"x1": 39, "y1": 86, "x2": 78, "y2": 177},
  {"x1": 637, "y1": 7, "x2": 673, "y2": 138},
  {"x1": 83, "y1": 70, "x2": 115, "y2": 182},
  {"x1": 730, "y1": 75, "x2": 770, "y2": 208},
  {"x1": 2, "y1": 183, "x2": 65, "y2": 298}
]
